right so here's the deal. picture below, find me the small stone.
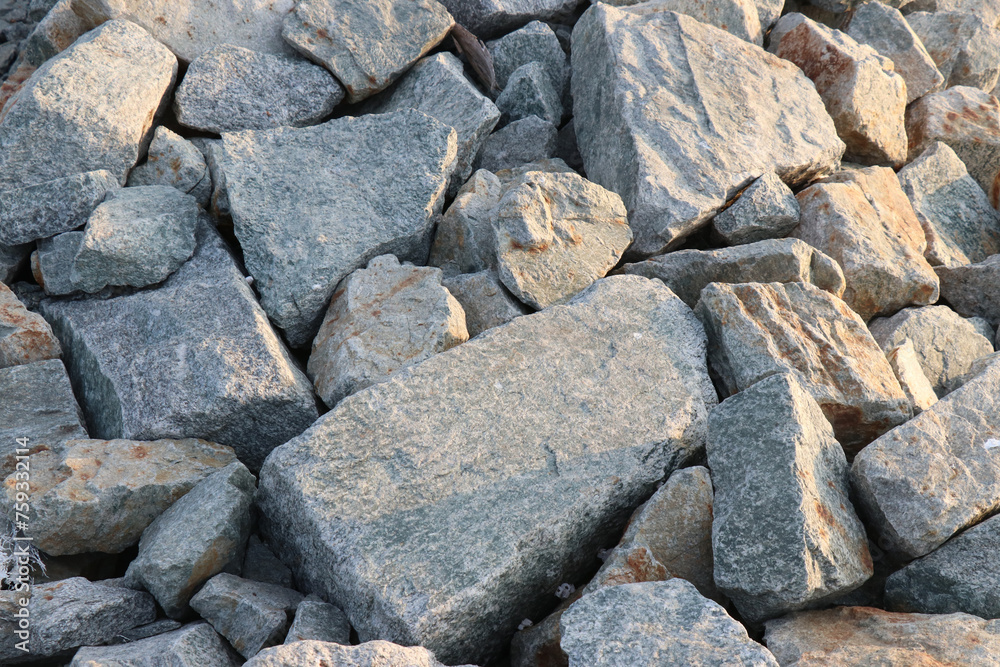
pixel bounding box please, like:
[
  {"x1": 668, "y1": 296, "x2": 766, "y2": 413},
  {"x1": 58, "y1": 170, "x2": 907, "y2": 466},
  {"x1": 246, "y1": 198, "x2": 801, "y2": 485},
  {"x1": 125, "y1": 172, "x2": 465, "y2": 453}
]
[
  {"x1": 0, "y1": 170, "x2": 120, "y2": 246},
  {"x1": 474, "y1": 115, "x2": 558, "y2": 174},
  {"x1": 907, "y1": 11, "x2": 1000, "y2": 92},
  {"x1": 242, "y1": 535, "x2": 294, "y2": 589},
  {"x1": 307, "y1": 255, "x2": 468, "y2": 407},
  {"x1": 0, "y1": 280, "x2": 60, "y2": 369},
  {"x1": 245, "y1": 640, "x2": 472, "y2": 667},
  {"x1": 428, "y1": 169, "x2": 503, "y2": 277},
  {"x1": 284, "y1": 601, "x2": 351, "y2": 645},
  {"x1": 282, "y1": 0, "x2": 454, "y2": 104},
  {"x1": 710, "y1": 172, "x2": 800, "y2": 246},
  {"x1": 604, "y1": 0, "x2": 764, "y2": 45},
  {"x1": 885, "y1": 339, "x2": 938, "y2": 414},
  {"x1": 441, "y1": 271, "x2": 527, "y2": 337},
  {"x1": 559, "y1": 580, "x2": 779, "y2": 666},
  {"x1": 174, "y1": 44, "x2": 343, "y2": 134},
  {"x1": 936, "y1": 254, "x2": 1000, "y2": 326},
  {"x1": 127, "y1": 127, "x2": 212, "y2": 205},
  {"x1": 438, "y1": 0, "x2": 583, "y2": 38},
  {"x1": 488, "y1": 21, "x2": 568, "y2": 95},
  {"x1": 125, "y1": 462, "x2": 255, "y2": 619},
  {"x1": 32, "y1": 231, "x2": 85, "y2": 296},
  {"x1": 496, "y1": 61, "x2": 563, "y2": 126},
  {"x1": 69, "y1": 622, "x2": 240, "y2": 667}
]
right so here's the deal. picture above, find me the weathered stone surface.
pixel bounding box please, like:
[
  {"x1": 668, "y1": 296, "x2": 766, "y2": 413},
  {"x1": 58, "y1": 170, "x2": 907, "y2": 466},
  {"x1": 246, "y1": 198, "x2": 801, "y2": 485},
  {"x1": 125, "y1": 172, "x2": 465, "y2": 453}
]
[
  {"x1": 285, "y1": 601, "x2": 351, "y2": 645},
  {"x1": 257, "y1": 276, "x2": 717, "y2": 665},
  {"x1": 40, "y1": 223, "x2": 318, "y2": 471},
  {"x1": 307, "y1": 255, "x2": 468, "y2": 407},
  {"x1": 769, "y1": 14, "x2": 907, "y2": 167},
  {"x1": 852, "y1": 361, "x2": 1000, "y2": 559},
  {"x1": 0, "y1": 577, "x2": 156, "y2": 662},
  {"x1": 621, "y1": 239, "x2": 845, "y2": 309},
  {"x1": 0, "y1": 281, "x2": 59, "y2": 369},
  {"x1": 606, "y1": 0, "x2": 764, "y2": 45},
  {"x1": 438, "y1": 0, "x2": 583, "y2": 38},
  {"x1": 474, "y1": 115, "x2": 558, "y2": 174},
  {"x1": 710, "y1": 172, "x2": 799, "y2": 246},
  {"x1": 573, "y1": 5, "x2": 843, "y2": 257},
  {"x1": 792, "y1": 167, "x2": 939, "y2": 321},
  {"x1": 696, "y1": 281, "x2": 911, "y2": 454},
  {"x1": 493, "y1": 170, "x2": 632, "y2": 309},
  {"x1": 937, "y1": 254, "x2": 1000, "y2": 326},
  {"x1": 442, "y1": 271, "x2": 526, "y2": 338},
  {"x1": 488, "y1": 21, "x2": 567, "y2": 94},
  {"x1": 3, "y1": 437, "x2": 236, "y2": 555},
  {"x1": 708, "y1": 373, "x2": 872, "y2": 623},
  {"x1": 191, "y1": 573, "x2": 305, "y2": 658},
  {"x1": 127, "y1": 126, "x2": 212, "y2": 205},
  {"x1": 0, "y1": 170, "x2": 119, "y2": 246},
  {"x1": 242, "y1": 535, "x2": 294, "y2": 588},
  {"x1": 32, "y1": 231, "x2": 85, "y2": 296},
  {"x1": 245, "y1": 640, "x2": 470, "y2": 667},
  {"x1": 496, "y1": 61, "x2": 563, "y2": 127},
  {"x1": 221, "y1": 110, "x2": 457, "y2": 347},
  {"x1": 764, "y1": 606, "x2": 1000, "y2": 665},
  {"x1": 0, "y1": 20, "x2": 176, "y2": 190},
  {"x1": 908, "y1": 11, "x2": 1000, "y2": 92},
  {"x1": 282, "y1": 0, "x2": 454, "y2": 104},
  {"x1": 125, "y1": 462, "x2": 255, "y2": 619},
  {"x1": 559, "y1": 580, "x2": 779, "y2": 666},
  {"x1": 868, "y1": 305, "x2": 995, "y2": 397},
  {"x1": 885, "y1": 339, "x2": 938, "y2": 415},
  {"x1": 69, "y1": 622, "x2": 240, "y2": 667},
  {"x1": 845, "y1": 1, "x2": 943, "y2": 104}
]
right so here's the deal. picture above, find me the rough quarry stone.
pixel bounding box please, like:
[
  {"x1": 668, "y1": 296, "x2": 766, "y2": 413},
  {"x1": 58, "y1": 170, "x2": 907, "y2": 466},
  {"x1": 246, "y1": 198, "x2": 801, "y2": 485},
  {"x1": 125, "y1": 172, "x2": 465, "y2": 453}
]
[
  {"x1": 792, "y1": 167, "x2": 939, "y2": 321},
  {"x1": 190, "y1": 574, "x2": 305, "y2": 658},
  {"x1": 769, "y1": 14, "x2": 907, "y2": 167},
  {"x1": 907, "y1": 11, "x2": 1000, "y2": 92},
  {"x1": 245, "y1": 640, "x2": 471, "y2": 667},
  {"x1": 69, "y1": 622, "x2": 240, "y2": 667},
  {"x1": 0, "y1": 170, "x2": 120, "y2": 246},
  {"x1": 885, "y1": 339, "x2": 938, "y2": 415},
  {"x1": 572, "y1": 5, "x2": 843, "y2": 257},
  {"x1": 495, "y1": 61, "x2": 563, "y2": 126},
  {"x1": 710, "y1": 172, "x2": 799, "y2": 246},
  {"x1": 852, "y1": 360, "x2": 1000, "y2": 559},
  {"x1": 868, "y1": 305, "x2": 995, "y2": 397},
  {"x1": 307, "y1": 255, "x2": 468, "y2": 407},
  {"x1": 127, "y1": 126, "x2": 212, "y2": 205},
  {"x1": 606, "y1": 0, "x2": 764, "y2": 46},
  {"x1": 32, "y1": 231, "x2": 85, "y2": 295},
  {"x1": 438, "y1": 0, "x2": 582, "y2": 38},
  {"x1": 764, "y1": 606, "x2": 1000, "y2": 665},
  {"x1": 696, "y1": 281, "x2": 911, "y2": 455},
  {"x1": 0, "y1": 281, "x2": 59, "y2": 369},
  {"x1": 221, "y1": 110, "x2": 457, "y2": 347},
  {"x1": 441, "y1": 271, "x2": 526, "y2": 338},
  {"x1": 474, "y1": 115, "x2": 558, "y2": 174},
  {"x1": 493, "y1": 170, "x2": 632, "y2": 309},
  {"x1": 488, "y1": 21, "x2": 567, "y2": 94},
  {"x1": 0, "y1": 20, "x2": 176, "y2": 190},
  {"x1": 429, "y1": 169, "x2": 503, "y2": 276},
  {"x1": 708, "y1": 373, "x2": 872, "y2": 623},
  {"x1": 257, "y1": 276, "x2": 717, "y2": 665},
  {"x1": 559, "y1": 580, "x2": 779, "y2": 667},
  {"x1": 937, "y1": 255, "x2": 1000, "y2": 326},
  {"x1": 282, "y1": 0, "x2": 454, "y2": 103},
  {"x1": 897, "y1": 141, "x2": 1000, "y2": 268},
  {"x1": 285, "y1": 601, "x2": 351, "y2": 645},
  {"x1": 3, "y1": 437, "x2": 237, "y2": 556},
  {"x1": 125, "y1": 462, "x2": 255, "y2": 619},
  {"x1": 40, "y1": 223, "x2": 318, "y2": 471}
]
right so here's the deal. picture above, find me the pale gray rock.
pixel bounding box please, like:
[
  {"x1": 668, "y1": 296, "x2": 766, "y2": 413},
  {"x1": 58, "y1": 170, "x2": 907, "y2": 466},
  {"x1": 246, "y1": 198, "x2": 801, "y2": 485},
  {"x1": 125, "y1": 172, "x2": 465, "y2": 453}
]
[
  {"x1": 885, "y1": 339, "x2": 938, "y2": 415},
  {"x1": 0, "y1": 242, "x2": 29, "y2": 283},
  {"x1": 442, "y1": 271, "x2": 527, "y2": 337},
  {"x1": 572, "y1": 5, "x2": 843, "y2": 257},
  {"x1": 32, "y1": 231, "x2": 85, "y2": 296},
  {"x1": 242, "y1": 535, "x2": 294, "y2": 589},
  {"x1": 307, "y1": 255, "x2": 468, "y2": 407},
  {"x1": 438, "y1": 0, "x2": 584, "y2": 38},
  {"x1": 868, "y1": 305, "x2": 995, "y2": 397},
  {"x1": 69, "y1": 622, "x2": 240, "y2": 667},
  {"x1": 220, "y1": 110, "x2": 458, "y2": 347},
  {"x1": 496, "y1": 61, "x2": 563, "y2": 126},
  {"x1": 710, "y1": 172, "x2": 799, "y2": 246},
  {"x1": 488, "y1": 21, "x2": 567, "y2": 94},
  {"x1": 474, "y1": 115, "x2": 558, "y2": 174},
  {"x1": 907, "y1": 11, "x2": 1000, "y2": 92},
  {"x1": 696, "y1": 281, "x2": 911, "y2": 455},
  {"x1": 127, "y1": 127, "x2": 212, "y2": 205},
  {"x1": 40, "y1": 223, "x2": 318, "y2": 471},
  {"x1": 125, "y1": 462, "x2": 255, "y2": 619},
  {"x1": 937, "y1": 255, "x2": 1000, "y2": 326},
  {"x1": 621, "y1": 238, "x2": 846, "y2": 308},
  {"x1": 559, "y1": 580, "x2": 779, "y2": 666},
  {"x1": 903, "y1": 0, "x2": 1000, "y2": 24},
  {"x1": 257, "y1": 276, "x2": 717, "y2": 665},
  {"x1": 282, "y1": 0, "x2": 454, "y2": 103},
  {"x1": 174, "y1": 44, "x2": 343, "y2": 134},
  {"x1": 852, "y1": 361, "x2": 1000, "y2": 559},
  {"x1": 754, "y1": 0, "x2": 783, "y2": 29},
  {"x1": 0, "y1": 280, "x2": 60, "y2": 368},
  {"x1": 0, "y1": 170, "x2": 120, "y2": 246},
  {"x1": 285, "y1": 601, "x2": 351, "y2": 645},
  {"x1": 604, "y1": 0, "x2": 764, "y2": 46},
  {"x1": 429, "y1": 169, "x2": 503, "y2": 276},
  {"x1": 245, "y1": 640, "x2": 471, "y2": 667}
]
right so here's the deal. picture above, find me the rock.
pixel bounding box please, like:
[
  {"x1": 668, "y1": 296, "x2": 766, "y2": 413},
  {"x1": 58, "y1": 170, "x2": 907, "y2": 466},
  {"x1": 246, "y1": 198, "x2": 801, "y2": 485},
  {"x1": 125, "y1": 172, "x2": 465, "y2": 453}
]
[
  {"x1": 488, "y1": 21, "x2": 567, "y2": 94},
  {"x1": 493, "y1": 170, "x2": 632, "y2": 309},
  {"x1": 441, "y1": 271, "x2": 526, "y2": 338},
  {"x1": 220, "y1": 110, "x2": 458, "y2": 347},
  {"x1": 0, "y1": 577, "x2": 156, "y2": 662},
  {"x1": 769, "y1": 13, "x2": 907, "y2": 167},
  {"x1": 242, "y1": 535, "x2": 294, "y2": 589},
  {"x1": 852, "y1": 360, "x2": 1000, "y2": 559},
  {"x1": 0, "y1": 243, "x2": 29, "y2": 283},
  {"x1": 970, "y1": 317, "x2": 996, "y2": 344},
  {"x1": 764, "y1": 606, "x2": 1000, "y2": 665},
  {"x1": 19, "y1": 0, "x2": 96, "y2": 68},
  {"x1": 69, "y1": 622, "x2": 239, "y2": 667},
  {"x1": 428, "y1": 169, "x2": 503, "y2": 276},
  {"x1": 0, "y1": 170, "x2": 120, "y2": 246},
  {"x1": 190, "y1": 573, "x2": 305, "y2": 658},
  {"x1": 174, "y1": 45, "x2": 342, "y2": 135},
  {"x1": 844, "y1": 1, "x2": 944, "y2": 104},
  {"x1": 71, "y1": 0, "x2": 295, "y2": 63},
  {"x1": 885, "y1": 339, "x2": 938, "y2": 415},
  {"x1": 906, "y1": 86, "x2": 1000, "y2": 208},
  {"x1": 124, "y1": 462, "x2": 255, "y2": 619},
  {"x1": 709, "y1": 172, "x2": 800, "y2": 246},
  {"x1": 474, "y1": 115, "x2": 558, "y2": 174},
  {"x1": 495, "y1": 61, "x2": 563, "y2": 126},
  {"x1": 936, "y1": 254, "x2": 1000, "y2": 326},
  {"x1": 907, "y1": 11, "x2": 1000, "y2": 92},
  {"x1": 437, "y1": 0, "x2": 583, "y2": 38},
  {"x1": 792, "y1": 166, "x2": 939, "y2": 321},
  {"x1": 256, "y1": 276, "x2": 717, "y2": 665},
  {"x1": 40, "y1": 223, "x2": 318, "y2": 471},
  {"x1": 605, "y1": 0, "x2": 764, "y2": 46},
  {"x1": 363, "y1": 52, "x2": 499, "y2": 191},
  {"x1": 559, "y1": 580, "x2": 779, "y2": 666},
  {"x1": 307, "y1": 255, "x2": 468, "y2": 407},
  {"x1": 0, "y1": 281, "x2": 60, "y2": 369},
  {"x1": 2, "y1": 437, "x2": 237, "y2": 555},
  {"x1": 245, "y1": 640, "x2": 471, "y2": 667},
  {"x1": 282, "y1": 0, "x2": 454, "y2": 104},
  {"x1": 127, "y1": 127, "x2": 212, "y2": 205},
  {"x1": 696, "y1": 281, "x2": 911, "y2": 455},
  {"x1": 868, "y1": 305, "x2": 995, "y2": 397},
  {"x1": 0, "y1": 20, "x2": 176, "y2": 190},
  {"x1": 32, "y1": 231, "x2": 85, "y2": 295},
  {"x1": 572, "y1": 5, "x2": 843, "y2": 257},
  {"x1": 285, "y1": 601, "x2": 350, "y2": 645}
]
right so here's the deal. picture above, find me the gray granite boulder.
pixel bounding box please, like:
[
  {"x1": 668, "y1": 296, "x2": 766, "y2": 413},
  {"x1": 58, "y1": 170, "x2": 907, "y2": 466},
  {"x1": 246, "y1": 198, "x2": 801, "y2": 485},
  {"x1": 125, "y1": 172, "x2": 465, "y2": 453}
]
[
  {"x1": 285, "y1": 601, "x2": 351, "y2": 645},
  {"x1": 69, "y1": 622, "x2": 240, "y2": 667},
  {"x1": 442, "y1": 271, "x2": 527, "y2": 337},
  {"x1": 937, "y1": 254, "x2": 1000, "y2": 326},
  {"x1": 438, "y1": 0, "x2": 583, "y2": 38},
  {"x1": 908, "y1": 11, "x2": 1000, "y2": 92},
  {"x1": 0, "y1": 170, "x2": 120, "y2": 246},
  {"x1": 488, "y1": 21, "x2": 567, "y2": 94},
  {"x1": 496, "y1": 61, "x2": 563, "y2": 126},
  {"x1": 256, "y1": 275, "x2": 717, "y2": 665},
  {"x1": 0, "y1": 281, "x2": 60, "y2": 369},
  {"x1": 474, "y1": 115, "x2": 558, "y2": 174},
  {"x1": 710, "y1": 172, "x2": 799, "y2": 246},
  {"x1": 245, "y1": 640, "x2": 472, "y2": 667},
  {"x1": 127, "y1": 127, "x2": 212, "y2": 205}
]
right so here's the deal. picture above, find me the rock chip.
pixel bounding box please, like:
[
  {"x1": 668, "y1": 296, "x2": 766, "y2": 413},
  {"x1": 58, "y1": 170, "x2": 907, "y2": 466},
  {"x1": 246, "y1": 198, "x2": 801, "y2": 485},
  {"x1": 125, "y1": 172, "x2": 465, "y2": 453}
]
[
  {"x1": 605, "y1": 0, "x2": 764, "y2": 46},
  {"x1": 441, "y1": 271, "x2": 526, "y2": 337},
  {"x1": 885, "y1": 339, "x2": 938, "y2": 415},
  {"x1": 285, "y1": 601, "x2": 351, "y2": 645},
  {"x1": 936, "y1": 255, "x2": 1000, "y2": 326},
  {"x1": 710, "y1": 172, "x2": 800, "y2": 246},
  {"x1": 0, "y1": 281, "x2": 60, "y2": 369},
  {"x1": 572, "y1": 5, "x2": 843, "y2": 256},
  {"x1": 495, "y1": 61, "x2": 563, "y2": 126},
  {"x1": 220, "y1": 110, "x2": 457, "y2": 347},
  {"x1": 245, "y1": 640, "x2": 471, "y2": 667},
  {"x1": 438, "y1": 0, "x2": 583, "y2": 38},
  {"x1": 127, "y1": 127, "x2": 212, "y2": 205},
  {"x1": 474, "y1": 115, "x2": 558, "y2": 174},
  {"x1": 257, "y1": 276, "x2": 717, "y2": 665},
  {"x1": 488, "y1": 21, "x2": 567, "y2": 94},
  {"x1": 907, "y1": 11, "x2": 1000, "y2": 92},
  {"x1": 0, "y1": 170, "x2": 120, "y2": 246},
  {"x1": 69, "y1": 622, "x2": 240, "y2": 667}
]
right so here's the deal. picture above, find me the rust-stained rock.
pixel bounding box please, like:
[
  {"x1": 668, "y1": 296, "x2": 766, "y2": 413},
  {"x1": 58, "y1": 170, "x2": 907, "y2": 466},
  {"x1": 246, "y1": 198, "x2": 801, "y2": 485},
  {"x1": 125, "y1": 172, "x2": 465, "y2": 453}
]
[{"x1": 0, "y1": 280, "x2": 60, "y2": 369}]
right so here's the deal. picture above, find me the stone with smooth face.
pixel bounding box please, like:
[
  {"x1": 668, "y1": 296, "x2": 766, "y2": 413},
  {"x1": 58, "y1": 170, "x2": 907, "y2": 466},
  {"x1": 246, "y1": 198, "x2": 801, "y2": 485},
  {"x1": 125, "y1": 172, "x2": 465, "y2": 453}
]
[
  {"x1": 127, "y1": 126, "x2": 212, "y2": 205},
  {"x1": 69, "y1": 622, "x2": 240, "y2": 667},
  {"x1": 245, "y1": 640, "x2": 473, "y2": 667},
  {"x1": 604, "y1": 0, "x2": 764, "y2": 45},
  {"x1": 0, "y1": 281, "x2": 60, "y2": 369},
  {"x1": 710, "y1": 172, "x2": 800, "y2": 246},
  {"x1": 885, "y1": 339, "x2": 938, "y2": 414},
  {"x1": 285, "y1": 601, "x2": 351, "y2": 645},
  {"x1": 474, "y1": 115, "x2": 558, "y2": 174},
  {"x1": 936, "y1": 255, "x2": 1000, "y2": 326},
  {"x1": 495, "y1": 61, "x2": 563, "y2": 126},
  {"x1": 441, "y1": 271, "x2": 527, "y2": 338},
  {"x1": 907, "y1": 11, "x2": 1000, "y2": 92},
  {"x1": 0, "y1": 170, "x2": 120, "y2": 246},
  {"x1": 256, "y1": 276, "x2": 718, "y2": 665}
]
